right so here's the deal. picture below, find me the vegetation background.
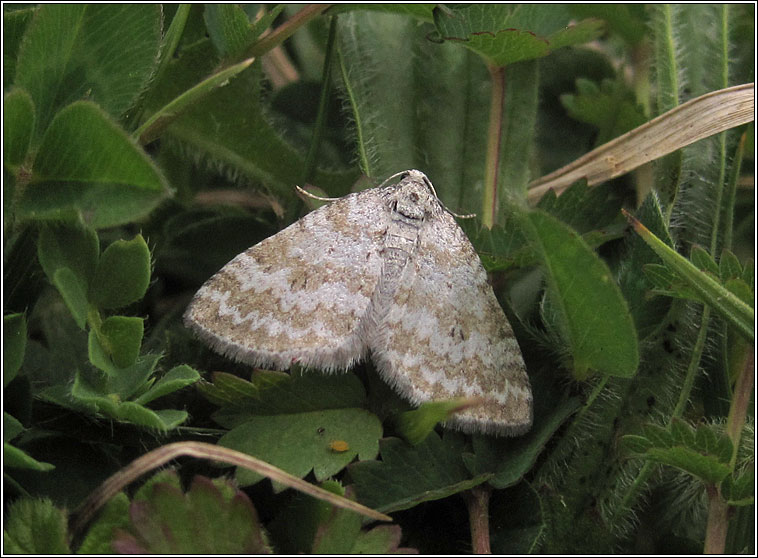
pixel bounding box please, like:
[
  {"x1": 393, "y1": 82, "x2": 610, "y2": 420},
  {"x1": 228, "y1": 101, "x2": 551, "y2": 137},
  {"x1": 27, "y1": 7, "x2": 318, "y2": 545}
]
[{"x1": 3, "y1": 4, "x2": 754, "y2": 554}]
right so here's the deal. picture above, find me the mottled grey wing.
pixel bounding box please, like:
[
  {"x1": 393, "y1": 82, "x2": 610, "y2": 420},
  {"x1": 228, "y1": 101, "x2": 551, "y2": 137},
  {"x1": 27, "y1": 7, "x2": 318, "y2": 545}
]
[
  {"x1": 184, "y1": 188, "x2": 389, "y2": 372},
  {"x1": 369, "y1": 210, "x2": 532, "y2": 436}
]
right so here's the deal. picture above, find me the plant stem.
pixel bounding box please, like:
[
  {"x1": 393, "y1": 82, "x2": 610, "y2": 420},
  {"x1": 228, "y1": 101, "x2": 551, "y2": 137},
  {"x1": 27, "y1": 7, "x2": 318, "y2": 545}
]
[
  {"x1": 725, "y1": 349, "x2": 754, "y2": 469},
  {"x1": 338, "y1": 48, "x2": 371, "y2": 176},
  {"x1": 463, "y1": 485, "x2": 492, "y2": 554},
  {"x1": 482, "y1": 64, "x2": 506, "y2": 229},
  {"x1": 704, "y1": 484, "x2": 729, "y2": 554},
  {"x1": 246, "y1": 4, "x2": 330, "y2": 58}
]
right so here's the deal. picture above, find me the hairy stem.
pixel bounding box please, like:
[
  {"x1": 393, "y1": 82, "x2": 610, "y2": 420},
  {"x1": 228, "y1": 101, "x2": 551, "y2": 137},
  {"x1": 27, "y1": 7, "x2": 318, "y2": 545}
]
[
  {"x1": 482, "y1": 64, "x2": 505, "y2": 228},
  {"x1": 463, "y1": 485, "x2": 492, "y2": 554},
  {"x1": 704, "y1": 484, "x2": 729, "y2": 554},
  {"x1": 725, "y1": 349, "x2": 754, "y2": 469},
  {"x1": 337, "y1": 46, "x2": 371, "y2": 175}
]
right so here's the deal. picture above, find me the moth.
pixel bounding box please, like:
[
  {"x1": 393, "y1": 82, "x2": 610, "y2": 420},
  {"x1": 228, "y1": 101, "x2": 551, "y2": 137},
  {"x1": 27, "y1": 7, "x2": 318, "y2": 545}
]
[{"x1": 184, "y1": 170, "x2": 532, "y2": 435}]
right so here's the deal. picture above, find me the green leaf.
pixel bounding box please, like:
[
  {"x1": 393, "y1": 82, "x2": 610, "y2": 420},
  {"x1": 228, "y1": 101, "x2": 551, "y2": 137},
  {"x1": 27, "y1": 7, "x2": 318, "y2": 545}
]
[
  {"x1": 107, "y1": 354, "x2": 162, "y2": 400},
  {"x1": 4, "y1": 443, "x2": 56, "y2": 472},
  {"x1": 71, "y1": 366, "x2": 188, "y2": 430},
  {"x1": 740, "y1": 257, "x2": 753, "y2": 286},
  {"x1": 4, "y1": 313, "x2": 27, "y2": 385},
  {"x1": 76, "y1": 353, "x2": 160, "y2": 401},
  {"x1": 4, "y1": 88, "x2": 34, "y2": 168},
  {"x1": 642, "y1": 263, "x2": 678, "y2": 291},
  {"x1": 144, "y1": 39, "x2": 354, "y2": 201},
  {"x1": 89, "y1": 234, "x2": 151, "y2": 309},
  {"x1": 394, "y1": 398, "x2": 478, "y2": 446},
  {"x1": 4, "y1": 412, "x2": 24, "y2": 440},
  {"x1": 337, "y1": 11, "x2": 493, "y2": 213},
  {"x1": 134, "y1": 56, "x2": 255, "y2": 145},
  {"x1": 155, "y1": 209, "x2": 272, "y2": 285},
  {"x1": 536, "y1": 179, "x2": 622, "y2": 234},
  {"x1": 432, "y1": 5, "x2": 604, "y2": 67},
  {"x1": 76, "y1": 492, "x2": 131, "y2": 554},
  {"x1": 724, "y1": 278, "x2": 753, "y2": 306},
  {"x1": 71, "y1": 370, "x2": 118, "y2": 414},
  {"x1": 488, "y1": 398, "x2": 580, "y2": 489},
  {"x1": 204, "y1": 4, "x2": 252, "y2": 58},
  {"x1": 645, "y1": 447, "x2": 731, "y2": 484},
  {"x1": 569, "y1": 4, "x2": 646, "y2": 44},
  {"x1": 721, "y1": 470, "x2": 754, "y2": 506},
  {"x1": 203, "y1": 4, "x2": 285, "y2": 61},
  {"x1": 349, "y1": 431, "x2": 491, "y2": 513},
  {"x1": 52, "y1": 267, "x2": 89, "y2": 330},
  {"x1": 219, "y1": 408, "x2": 382, "y2": 487},
  {"x1": 100, "y1": 316, "x2": 144, "y2": 368},
  {"x1": 625, "y1": 210, "x2": 754, "y2": 342},
  {"x1": 2, "y1": 498, "x2": 70, "y2": 553},
  {"x1": 310, "y1": 484, "x2": 363, "y2": 554},
  {"x1": 350, "y1": 524, "x2": 414, "y2": 554},
  {"x1": 248, "y1": 5, "x2": 286, "y2": 42},
  {"x1": 718, "y1": 249, "x2": 743, "y2": 282},
  {"x1": 560, "y1": 78, "x2": 647, "y2": 145},
  {"x1": 207, "y1": 369, "x2": 368, "y2": 427},
  {"x1": 690, "y1": 245, "x2": 719, "y2": 276},
  {"x1": 14, "y1": 4, "x2": 161, "y2": 140},
  {"x1": 114, "y1": 402, "x2": 185, "y2": 430},
  {"x1": 3, "y1": 7, "x2": 35, "y2": 88},
  {"x1": 151, "y1": 409, "x2": 191, "y2": 430},
  {"x1": 197, "y1": 371, "x2": 269, "y2": 407},
  {"x1": 617, "y1": 193, "x2": 676, "y2": 338},
  {"x1": 522, "y1": 208, "x2": 640, "y2": 379},
  {"x1": 622, "y1": 420, "x2": 733, "y2": 484},
  {"x1": 328, "y1": 3, "x2": 435, "y2": 21},
  {"x1": 37, "y1": 223, "x2": 100, "y2": 289},
  {"x1": 113, "y1": 474, "x2": 272, "y2": 554},
  {"x1": 307, "y1": 483, "x2": 416, "y2": 554},
  {"x1": 88, "y1": 329, "x2": 116, "y2": 375},
  {"x1": 132, "y1": 364, "x2": 201, "y2": 406},
  {"x1": 267, "y1": 479, "x2": 346, "y2": 554},
  {"x1": 497, "y1": 59, "x2": 540, "y2": 205},
  {"x1": 21, "y1": 101, "x2": 171, "y2": 227}
]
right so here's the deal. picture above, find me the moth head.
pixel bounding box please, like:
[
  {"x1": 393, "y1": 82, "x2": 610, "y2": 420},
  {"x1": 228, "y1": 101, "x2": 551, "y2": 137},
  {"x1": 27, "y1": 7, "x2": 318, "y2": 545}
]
[{"x1": 392, "y1": 170, "x2": 440, "y2": 220}]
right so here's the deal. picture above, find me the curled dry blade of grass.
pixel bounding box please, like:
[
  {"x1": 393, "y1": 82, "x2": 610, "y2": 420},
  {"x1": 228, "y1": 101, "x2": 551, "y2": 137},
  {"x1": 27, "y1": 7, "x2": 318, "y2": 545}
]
[
  {"x1": 70, "y1": 441, "x2": 391, "y2": 541},
  {"x1": 527, "y1": 82, "x2": 754, "y2": 203}
]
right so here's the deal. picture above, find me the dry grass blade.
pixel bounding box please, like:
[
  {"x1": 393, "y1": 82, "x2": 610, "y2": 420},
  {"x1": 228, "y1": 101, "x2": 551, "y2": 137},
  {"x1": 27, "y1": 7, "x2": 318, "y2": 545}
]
[
  {"x1": 528, "y1": 83, "x2": 754, "y2": 203},
  {"x1": 70, "y1": 441, "x2": 391, "y2": 539}
]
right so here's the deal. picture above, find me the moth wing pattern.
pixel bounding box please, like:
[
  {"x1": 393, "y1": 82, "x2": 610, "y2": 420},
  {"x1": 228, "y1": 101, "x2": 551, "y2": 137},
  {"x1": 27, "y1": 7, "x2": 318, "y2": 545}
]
[
  {"x1": 184, "y1": 188, "x2": 389, "y2": 372},
  {"x1": 369, "y1": 209, "x2": 533, "y2": 436}
]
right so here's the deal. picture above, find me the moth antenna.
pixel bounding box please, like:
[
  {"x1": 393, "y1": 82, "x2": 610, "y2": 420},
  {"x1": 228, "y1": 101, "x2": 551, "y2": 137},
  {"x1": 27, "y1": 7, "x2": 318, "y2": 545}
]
[
  {"x1": 448, "y1": 209, "x2": 477, "y2": 220},
  {"x1": 375, "y1": 170, "x2": 412, "y2": 189},
  {"x1": 295, "y1": 184, "x2": 340, "y2": 202}
]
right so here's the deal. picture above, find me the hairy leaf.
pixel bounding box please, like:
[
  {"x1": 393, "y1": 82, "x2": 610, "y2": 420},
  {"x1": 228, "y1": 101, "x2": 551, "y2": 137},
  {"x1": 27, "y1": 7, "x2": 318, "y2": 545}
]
[
  {"x1": 21, "y1": 102, "x2": 171, "y2": 227},
  {"x1": 220, "y1": 408, "x2": 382, "y2": 487},
  {"x1": 3, "y1": 498, "x2": 70, "y2": 553}
]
